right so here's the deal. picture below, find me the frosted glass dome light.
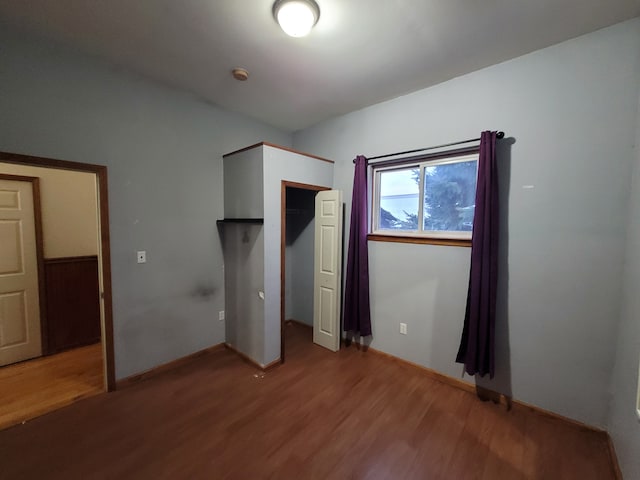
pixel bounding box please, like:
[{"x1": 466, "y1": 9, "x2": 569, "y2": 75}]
[{"x1": 273, "y1": 0, "x2": 320, "y2": 38}]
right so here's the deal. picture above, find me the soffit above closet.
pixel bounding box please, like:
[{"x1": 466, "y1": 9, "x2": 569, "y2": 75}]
[
  {"x1": 0, "y1": 0, "x2": 638, "y2": 131},
  {"x1": 223, "y1": 142, "x2": 333, "y2": 164}
]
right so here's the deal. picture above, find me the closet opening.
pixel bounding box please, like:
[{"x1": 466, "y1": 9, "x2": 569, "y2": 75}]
[{"x1": 280, "y1": 181, "x2": 329, "y2": 363}]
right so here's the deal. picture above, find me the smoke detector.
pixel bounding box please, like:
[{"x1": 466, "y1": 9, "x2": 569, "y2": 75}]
[{"x1": 232, "y1": 68, "x2": 249, "y2": 81}]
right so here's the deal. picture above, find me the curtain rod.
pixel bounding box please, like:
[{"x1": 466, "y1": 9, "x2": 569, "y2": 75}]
[{"x1": 354, "y1": 131, "x2": 505, "y2": 163}]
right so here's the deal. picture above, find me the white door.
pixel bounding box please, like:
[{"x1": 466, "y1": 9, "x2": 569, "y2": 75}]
[
  {"x1": 0, "y1": 177, "x2": 42, "y2": 366},
  {"x1": 313, "y1": 190, "x2": 343, "y2": 351}
]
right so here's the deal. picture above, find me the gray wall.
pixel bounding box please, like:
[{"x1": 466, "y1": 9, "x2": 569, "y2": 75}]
[
  {"x1": 222, "y1": 148, "x2": 267, "y2": 363},
  {"x1": 0, "y1": 25, "x2": 291, "y2": 380},
  {"x1": 223, "y1": 147, "x2": 264, "y2": 219},
  {"x1": 263, "y1": 146, "x2": 333, "y2": 365},
  {"x1": 285, "y1": 245, "x2": 293, "y2": 320},
  {"x1": 289, "y1": 221, "x2": 315, "y2": 326},
  {"x1": 294, "y1": 19, "x2": 640, "y2": 427},
  {"x1": 222, "y1": 224, "x2": 265, "y2": 362},
  {"x1": 608, "y1": 87, "x2": 640, "y2": 478}
]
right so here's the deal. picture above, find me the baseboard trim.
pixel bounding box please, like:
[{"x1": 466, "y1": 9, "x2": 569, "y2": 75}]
[
  {"x1": 606, "y1": 434, "x2": 623, "y2": 479},
  {"x1": 263, "y1": 358, "x2": 281, "y2": 371},
  {"x1": 224, "y1": 343, "x2": 280, "y2": 372},
  {"x1": 115, "y1": 343, "x2": 225, "y2": 389},
  {"x1": 512, "y1": 396, "x2": 607, "y2": 434},
  {"x1": 355, "y1": 343, "x2": 606, "y2": 435},
  {"x1": 360, "y1": 343, "x2": 481, "y2": 395},
  {"x1": 286, "y1": 318, "x2": 312, "y2": 329},
  {"x1": 115, "y1": 334, "x2": 611, "y2": 441}
]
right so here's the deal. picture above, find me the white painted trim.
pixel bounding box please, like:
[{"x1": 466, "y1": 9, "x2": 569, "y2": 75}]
[{"x1": 371, "y1": 153, "x2": 479, "y2": 240}]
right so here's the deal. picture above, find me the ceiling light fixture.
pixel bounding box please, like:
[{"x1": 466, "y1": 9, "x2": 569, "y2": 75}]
[{"x1": 272, "y1": 0, "x2": 320, "y2": 38}]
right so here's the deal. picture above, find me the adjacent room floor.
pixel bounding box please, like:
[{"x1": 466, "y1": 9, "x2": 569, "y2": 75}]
[
  {"x1": 0, "y1": 324, "x2": 614, "y2": 479},
  {"x1": 0, "y1": 343, "x2": 103, "y2": 431}
]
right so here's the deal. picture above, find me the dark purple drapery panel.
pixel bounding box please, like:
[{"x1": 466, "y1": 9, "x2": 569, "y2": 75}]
[
  {"x1": 343, "y1": 155, "x2": 372, "y2": 337},
  {"x1": 456, "y1": 131, "x2": 499, "y2": 378}
]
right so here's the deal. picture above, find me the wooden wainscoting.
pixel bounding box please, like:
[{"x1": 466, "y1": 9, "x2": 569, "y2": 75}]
[{"x1": 44, "y1": 255, "x2": 101, "y2": 354}]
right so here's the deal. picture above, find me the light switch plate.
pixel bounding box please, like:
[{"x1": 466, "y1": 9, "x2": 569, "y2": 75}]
[{"x1": 137, "y1": 251, "x2": 146, "y2": 263}]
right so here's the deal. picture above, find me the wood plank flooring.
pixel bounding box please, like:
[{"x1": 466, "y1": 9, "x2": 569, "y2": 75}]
[
  {"x1": 0, "y1": 324, "x2": 614, "y2": 479},
  {"x1": 0, "y1": 343, "x2": 103, "y2": 431}
]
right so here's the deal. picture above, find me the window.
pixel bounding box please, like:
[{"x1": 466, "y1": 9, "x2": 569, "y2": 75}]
[{"x1": 371, "y1": 151, "x2": 479, "y2": 245}]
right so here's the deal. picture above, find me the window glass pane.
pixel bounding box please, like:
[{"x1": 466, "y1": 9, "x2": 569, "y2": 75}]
[
  {"x1": 378, "y1": 167, "x2": 419, "y2": 230},
  {"x1": 423, "y1": 160, "x2": 477, "y2": 232}
]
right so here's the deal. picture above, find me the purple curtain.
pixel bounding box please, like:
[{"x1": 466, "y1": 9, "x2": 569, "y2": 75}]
[
  {"x1": 343, "y1": 155, "x2": 372, "y2": 337},
  {"x1": 456, "y1": 131, "x2": 499, "y2": 378}
]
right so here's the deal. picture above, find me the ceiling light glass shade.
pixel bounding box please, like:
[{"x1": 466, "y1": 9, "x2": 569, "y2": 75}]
[{"x1": 273, "y1": 0, "x2": 320, "y2": 37}]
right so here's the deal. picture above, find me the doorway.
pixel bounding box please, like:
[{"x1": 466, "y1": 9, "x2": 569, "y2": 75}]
[
  {"x1": 0, "y1": 151, "x2": 115, "y2": 429},
  {"x1": 280, "y1": 181, "x2": 329, "y2": 362}
]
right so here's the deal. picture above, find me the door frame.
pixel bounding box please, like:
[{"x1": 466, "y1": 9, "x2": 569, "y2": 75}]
[
  {"x1": 0, "y1": 173, "x2": 47, "y2": 357},
  {"x1": 0, "y1": 151, "x2": 116, "y2": 391},
  {"x1": 280, "y1": 180, "x2": 330, "y2": 363}
]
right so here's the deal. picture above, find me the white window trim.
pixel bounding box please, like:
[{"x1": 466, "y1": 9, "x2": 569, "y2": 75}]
[{"x1": 370, "y1": 152, "x2": 479, "y2": 240}]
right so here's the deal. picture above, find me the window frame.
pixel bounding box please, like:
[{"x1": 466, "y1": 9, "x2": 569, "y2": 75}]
[{"x1": 368, "y1": 146, "x2": 479, "y2": 247}]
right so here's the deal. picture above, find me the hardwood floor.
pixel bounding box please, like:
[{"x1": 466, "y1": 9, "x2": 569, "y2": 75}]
[
  {"x1": 0, "y1": 343, "x2": 103, "y2": 431},
  {"x1": 0, "y1": 324, "x2": 614, "y2": 479}
]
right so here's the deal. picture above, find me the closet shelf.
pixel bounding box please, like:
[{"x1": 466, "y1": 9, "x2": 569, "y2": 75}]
[{"x1": 216, "y1": 218, "x2": 264, "y2": 224}]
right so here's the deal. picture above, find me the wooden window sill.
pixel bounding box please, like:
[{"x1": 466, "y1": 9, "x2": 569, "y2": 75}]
[{"x1": 367, "y1": 234, "x2": 471, "y2": 247}]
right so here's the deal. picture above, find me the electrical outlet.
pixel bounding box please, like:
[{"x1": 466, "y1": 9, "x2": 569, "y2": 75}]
[
  {"x1": 137, "y1": 251, "x2": 146, "y2": 263},
  {"x1": 219, "y1": 310, "x2": 225, "y2": 321},
  {"x1": 400, "y1": 323, "x2": 407, "y2": 335}
]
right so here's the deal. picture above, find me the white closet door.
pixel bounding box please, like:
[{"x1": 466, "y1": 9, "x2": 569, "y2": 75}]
[{"x1": 313, "y1": 190, "x2": 342, "y2": 352}]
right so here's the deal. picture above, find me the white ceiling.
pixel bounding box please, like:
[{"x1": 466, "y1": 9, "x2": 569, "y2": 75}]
[{"x1": 1, "y1": 1, "x2": 639, "y2": 132}]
